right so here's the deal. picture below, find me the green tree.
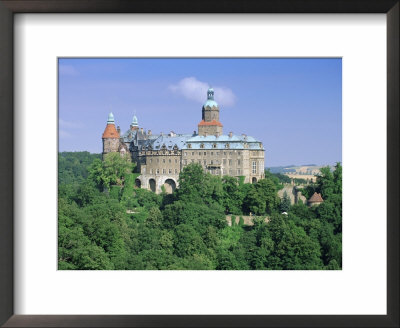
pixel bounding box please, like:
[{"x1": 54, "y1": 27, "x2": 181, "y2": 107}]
[
  {"x1": 88, "y1": 153, "x2": 135, "y2": 190},
  {"x1": 279, "y1": 191, "x2": 291, "y2": 213}
]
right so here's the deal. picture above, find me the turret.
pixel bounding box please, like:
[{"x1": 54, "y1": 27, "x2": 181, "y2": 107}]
[
  {"x1": 102, "y1": 112, "x2": 120, "y2": 158},
  {"x1": 130, "y1": 114, "x2": 139, "y2": 131},
  {"x1": 198, "y1": 87, "x2": 223, "y2": 136}
]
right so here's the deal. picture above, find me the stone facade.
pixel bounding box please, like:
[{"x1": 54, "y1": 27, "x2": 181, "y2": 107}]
[{"x1": 102, "y1": 88, "x2": 266, "y2": 193}]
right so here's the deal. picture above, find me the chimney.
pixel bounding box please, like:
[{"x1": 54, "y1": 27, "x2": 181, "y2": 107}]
[
  {"x1": 148, "y1": 130, "x2": 152, "y2": 136},
  {"x1": 229, "y1": 131, "x2": 233, "y2": 138},
  {"x1": 117, "y1": 126, "x2": 121, "y2": 135}
]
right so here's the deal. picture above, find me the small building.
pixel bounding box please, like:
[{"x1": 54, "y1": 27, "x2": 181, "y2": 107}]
[{"x1": 308, "y1": 192, "x2": 324, "y2": 207}]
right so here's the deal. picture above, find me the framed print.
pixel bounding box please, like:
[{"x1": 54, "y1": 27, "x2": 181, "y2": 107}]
[{"x1": 0, "y1": 0, "x2": 398, "y2": 327}]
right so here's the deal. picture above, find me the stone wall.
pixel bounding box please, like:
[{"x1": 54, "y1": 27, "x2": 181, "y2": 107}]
[
  {"x1": 102, "y1": 138, "x2": 119, "y2": 156},
  {"x1": 198, "y1": 124, "x2": 223, "y2": 136},
  {"x1": 136, "y1": 174, "x2": 179, "y2": 194},
  {"x1": 277, "y1": 184, "x2": 307, "y2": 205}
]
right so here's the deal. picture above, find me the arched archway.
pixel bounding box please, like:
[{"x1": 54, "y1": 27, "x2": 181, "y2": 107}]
[
  {"x1": 252, "y1": 177, "x2": 257, "y2": 184},
  {"x1": 163, "y1": 179, "x2": 176, "y2": 194},
  {"x1": 149, "y1": 179, "x2": 156, "y2": 192},
  {"x1": 135, "y1": 179, "x2": 141, "y2": 188}
]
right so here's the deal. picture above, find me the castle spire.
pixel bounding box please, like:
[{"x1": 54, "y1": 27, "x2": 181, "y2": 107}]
[
  {"x1": 107, "y1": 112, "x2": 115, "y2": 124},
  {"x1": 102, "y1": 112, "x2": 119, "y2": 139},
  {"x1": 131, "y1": 114, "x2": 138, "y2": 127}
]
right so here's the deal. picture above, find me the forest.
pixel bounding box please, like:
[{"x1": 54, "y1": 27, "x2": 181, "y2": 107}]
[{"x1": 58, "y1": 151, "x2": 342, "y2": 270}]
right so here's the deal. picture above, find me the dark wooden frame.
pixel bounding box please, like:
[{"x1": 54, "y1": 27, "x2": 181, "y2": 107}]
[{"x1": 0, "y1": 1, "x2": 398, "y2": 327}]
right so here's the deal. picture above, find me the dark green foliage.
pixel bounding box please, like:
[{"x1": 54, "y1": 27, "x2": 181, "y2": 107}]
[
  {"x1": 59, "y1": 159, "x2": 342, "y2": 270},
  {"x1": 279, "y1": 191, "x2": 291, "y2": 213},
  {"x1": 273, "y1": 173, "x2": 292, "y2": 184},
  {"x1": 58, "y1": 152, "x2": 101, "y2": 185},
  {"x1": 243, "y1": 178, "x2": 280, "y2": 215}
]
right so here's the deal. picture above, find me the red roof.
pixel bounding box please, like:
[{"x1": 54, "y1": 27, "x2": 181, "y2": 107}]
[
  {"x1": 308, "y1": 192, "x2": 324, "y2": 203},
  {"x1": 198, "y1": 120, "x2": 223, "y2": 127},
  {"x1": 102, "y1": 124, "x2": 120, "y2": 138}
]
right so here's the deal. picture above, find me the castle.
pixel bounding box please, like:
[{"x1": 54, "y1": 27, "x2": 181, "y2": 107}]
[{"x1": 102, "y1": 88, "x2": 265, "y2": 193}]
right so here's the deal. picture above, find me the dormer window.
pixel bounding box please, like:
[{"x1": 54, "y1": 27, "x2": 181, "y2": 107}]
[
  {"x1": 225, "y1": 143, "x2": 230, "y2": 149},
  {"x1": 200, "y1": 143, "x2": 205, "y2": 149},
  {"x1": 213, "y1": 143, "x2": 217, "y2": 149},
  {"x1": 188, "y1": 144, "x2": 192, "y2": 149}
]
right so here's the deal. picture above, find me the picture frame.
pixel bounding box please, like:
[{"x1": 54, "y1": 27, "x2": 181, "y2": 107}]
[{"x1": 0, "y1": 0, "x2": 398, "y2": 327}]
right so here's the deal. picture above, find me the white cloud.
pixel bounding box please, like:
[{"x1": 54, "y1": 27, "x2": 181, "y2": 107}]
[
  {"x1": 168, "y1": 77, "x2": 236, "y2": 107},
  {"x1": 59, "y1": 64, "x2": 79, "y2": 76},
  {"x1": 59, "y1": 119, "x2": 83, "y2": 129}
]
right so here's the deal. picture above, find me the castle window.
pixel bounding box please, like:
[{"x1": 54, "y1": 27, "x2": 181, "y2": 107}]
[
  {"x1": 204, "y1": 152, "x2": 206, "y2": 155},
  {"x1": 211, "y1": 152, "x2": 213, "y2": 155},
  {"x1": 237, "y1": 169, "x2": 241, "y2": 175},
  {"x1": 238, "y1": 152, "x2": 241, "y2": 155},
  {"x1": 192, "y1": 152, "x2": 194, "y2": 156},
  {"x1": 211, "y1": 160, "x2": 213, "y2": 164},
  {"x1": 169, "y1": 169, "x2": 172, "y2": 174},
  {"x1": 229, "y1": 169, "x2": 232, "y2": 174},
  {"x1": 229, "y1": 159, "x2": 232, "y2": 165},
  {"x1": 184, "y1": 152, "x2": 187, "y2": 156},
  {"x1": 229, "y1": 152, "x2": 232, "y2": 156},
  {"x1": 184, "y1": 159, "x2": 187, "y2": 165},
  {"x1": 156, "y1": 169, "x2": 160, "y2": 174},
  {"x1": 223, "y1": 159, "x2": 226, "y2": 164},
  {"x1": 224, "y1": 152, "x2": 226, "y2": 155},
  {"x1": 216, "y1": 152, "x2": 220, "y2": 156},
  {"x1": 238, "y1": 159, "x2": 241, "y2": 165},
  {"x1": 163, "y1": 159, "x2": 165, "y2": 163},
  {"x1": 163, "y1": 169, "x2": 166, "y2": 174},
  {"x1": 169, "y1": 159, "x2": 171, "y2": 163},
  {"x1": 252, "y1": 161, "x2": 257, "y2": 174}
]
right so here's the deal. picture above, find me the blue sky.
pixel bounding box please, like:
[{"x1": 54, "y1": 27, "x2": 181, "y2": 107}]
[{"x1": 58, "y1": 58, "x2": 342, "y2": 167}]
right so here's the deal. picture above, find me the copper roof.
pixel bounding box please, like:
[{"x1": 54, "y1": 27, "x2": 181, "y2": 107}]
[
  {"x1": 308, "y1": 192, "x2": 324, "y2": 203},
  {"x1": 102, "y1": 124, "x2": 120, "y2": 139},
  {"x1": 198, "y1": 120, "x2": 223, "y2": 127}
]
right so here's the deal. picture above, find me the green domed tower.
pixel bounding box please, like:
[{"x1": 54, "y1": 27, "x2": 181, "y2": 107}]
[{"x1": 198, "y1": 88, "x2": 223, "y2": 136}]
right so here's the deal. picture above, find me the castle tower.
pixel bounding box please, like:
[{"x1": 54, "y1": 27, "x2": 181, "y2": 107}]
[
  {"x1": 102, "y1": 112, "x2": 120, "y2": 157},
  {"x1": 130, "y1": 114, "x2": 139, "y2": 131},
  {"x1": 198, "y1": 87, "x2": 223, "y2": 136}
]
